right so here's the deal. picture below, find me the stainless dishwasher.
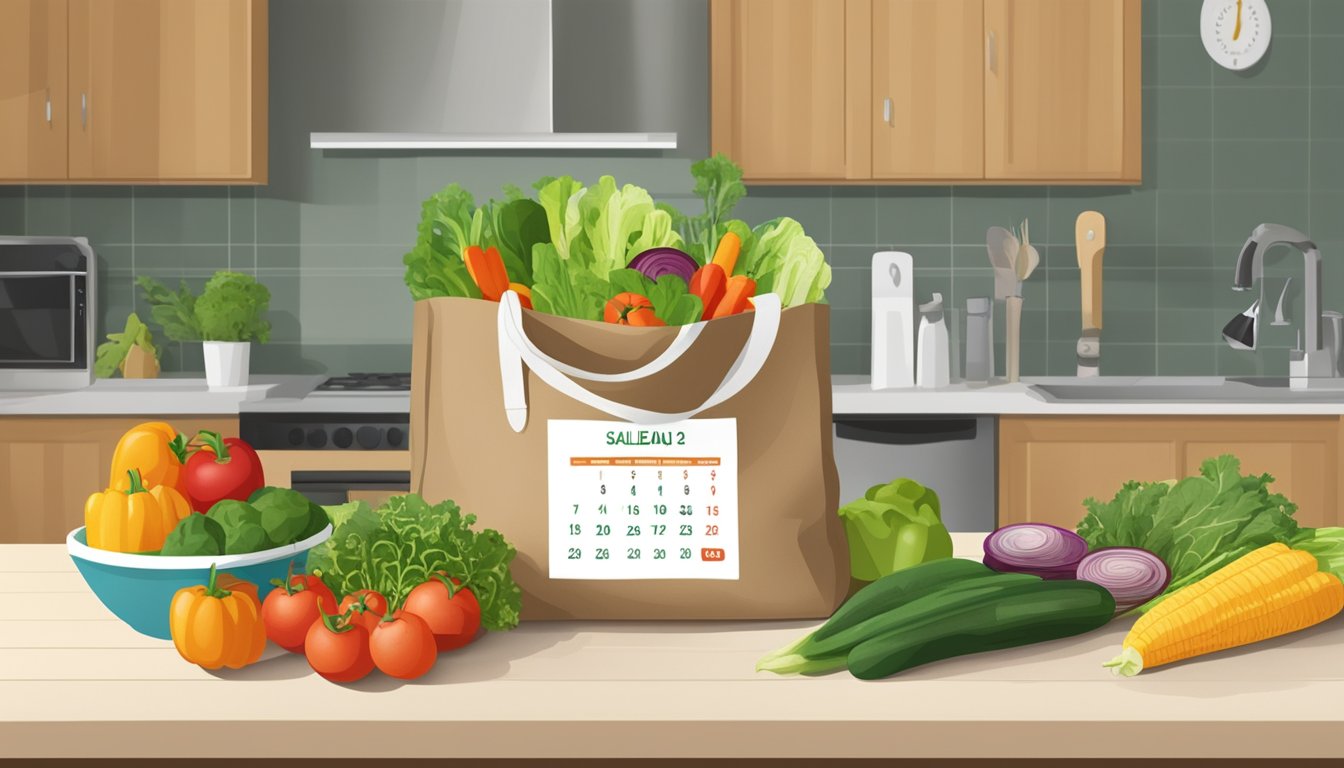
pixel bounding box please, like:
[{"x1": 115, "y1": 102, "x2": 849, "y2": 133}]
[{"x1": 832, "y1": 415, "x2": 997, "y2": 532}]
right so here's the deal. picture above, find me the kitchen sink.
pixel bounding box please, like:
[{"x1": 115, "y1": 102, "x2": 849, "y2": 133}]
[{"x1": 1028, "y1": 376, "x2": 1344, "y2": 403}]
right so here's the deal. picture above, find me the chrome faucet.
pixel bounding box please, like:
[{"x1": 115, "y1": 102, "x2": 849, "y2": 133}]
[{"x1": 1230, "y1": 223, "x2": 1333, "y2": 385}]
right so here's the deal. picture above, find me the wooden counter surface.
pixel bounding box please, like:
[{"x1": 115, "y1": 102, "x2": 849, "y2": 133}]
[{"x1": 2, "y1": 535, "x2": 1342, "y2": 761}]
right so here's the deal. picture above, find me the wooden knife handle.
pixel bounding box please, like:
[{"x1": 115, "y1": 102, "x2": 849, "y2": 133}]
[{"x1": 1076, "y1": 211, "x2": 1107, "y2": 330}]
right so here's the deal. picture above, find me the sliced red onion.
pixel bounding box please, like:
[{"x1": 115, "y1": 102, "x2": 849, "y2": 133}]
[
  {"x1": 983, "y1": 523, "x2": 1089, "y2": 580},
  {"x1": 1076, "y1": 547, "x2": 1171, "y2": 614}
]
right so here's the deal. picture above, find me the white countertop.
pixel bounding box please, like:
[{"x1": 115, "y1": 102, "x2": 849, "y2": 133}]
[
  {"x1": 0, "y1": 376, "x2": 324, "y2": 416},
  {"x1": 7, "y1": 374, "x2": 1344, "y2": 417}
]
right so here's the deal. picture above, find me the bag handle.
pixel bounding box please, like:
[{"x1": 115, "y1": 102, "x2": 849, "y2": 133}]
[{"x1": 497, "y1": 291, "x2": 781, "y2": 428}]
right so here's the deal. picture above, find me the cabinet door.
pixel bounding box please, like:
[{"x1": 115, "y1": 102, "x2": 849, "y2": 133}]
[
  {"x1": 1181, "y1": 418, "x2": 1341, "y2": 529},
  {"x1": 0, "y1": 416, "x2": 238, "y2": 543},
  {"x1": 0, "y1": 0, "x2": 68, "y2": 181},
  {"x1": 999, "y1": 417, "x2": 1178, "y2": 529},
  {"x1": 1000, "y1": 416, "x2": 1343, "y2": 531},
  {"x1": 67, "y1": 0, "x2": 267, "y2": 182},
  {"x1": 871, "y1": 0, "x2": 983, "y2": 180},
  {"x1": 984, "y1": 0, "x2": 1141, "y2": 182},
  {"x1": 711, "y1": 0, "x2": 848, "y2": 180}
]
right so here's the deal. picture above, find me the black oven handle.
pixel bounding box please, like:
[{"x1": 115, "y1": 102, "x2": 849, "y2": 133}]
[{"x1": 289, "y1": 471, "x2": 410, "y2": 491}]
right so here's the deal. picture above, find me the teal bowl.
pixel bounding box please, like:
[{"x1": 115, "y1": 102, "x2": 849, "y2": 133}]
[{"x1": 67, "y1": 525, "x2": 333, "y2": 640}]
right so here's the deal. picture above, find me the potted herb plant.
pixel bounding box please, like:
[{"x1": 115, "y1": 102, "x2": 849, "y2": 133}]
[{"x1": 137, "y1": 271, "x2": 272, "y2": 389}]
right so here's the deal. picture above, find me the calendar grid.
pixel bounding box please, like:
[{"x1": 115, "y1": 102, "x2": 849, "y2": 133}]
[{"x1": 547, "y1": 419, "x2": 740, "y2": 581}]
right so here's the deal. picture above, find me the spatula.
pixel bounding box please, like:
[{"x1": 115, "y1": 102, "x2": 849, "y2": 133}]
[
  {"x1": 1076, "y1": 211, "x2": 1107, "y2": 377},
  {"x1": 1017, "y1": 219, "x2": 1040, "y2": 281},
  {"x1": 986, "y1": 226, "x2": 1020, "y2": 300}
]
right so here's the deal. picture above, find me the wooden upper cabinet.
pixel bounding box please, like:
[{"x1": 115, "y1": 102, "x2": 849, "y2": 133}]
[
  {"x1": 67, "y1": 0, "x2": 267, "y2": 183},
  {"x1": 710, "y1": 0, "x2": 848, "y2": 181},
  {"x1": 711, "y1": 0, "x2": 1140, "y2": 184},
  {"x1": 0, "y1": 0, "x2": 69, "y2": 181},
  {"x1": 984, "y1": 0, "x2": 1141, "y2": 182},
  {"x1": 871, "y1": 0, "x2": 984, "y2": 180}
]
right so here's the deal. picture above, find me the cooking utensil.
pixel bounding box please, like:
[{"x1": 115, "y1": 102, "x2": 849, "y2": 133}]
[
  {"x1": 1076, "y1": 211, "x2": 1107, "y2": 377},
  {"x1": 986, "y1": 226, "x2": 1020, "y2": 300},
  {"x1": 1017, "y1": 219, "x2": 1040, "y2": 281}
]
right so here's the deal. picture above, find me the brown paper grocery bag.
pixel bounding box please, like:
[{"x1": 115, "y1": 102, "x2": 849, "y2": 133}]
[{"x1": 410, "y1": 294, "x2": 846, "y2": 620}]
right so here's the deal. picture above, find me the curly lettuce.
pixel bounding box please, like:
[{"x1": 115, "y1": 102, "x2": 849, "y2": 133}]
[{"x1": 309, "y1": 494, "x2": 521, "y2": 631}]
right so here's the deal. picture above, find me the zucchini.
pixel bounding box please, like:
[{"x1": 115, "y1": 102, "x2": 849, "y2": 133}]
[
  {"x1": 757, "y1": 570, "x2": 1041, "y2": 674},
  {"x1": 813, "y1": 558, "x2": 996, "y2": 643},
  {"x1": 846, "y1": 579, "x2": 1116, "y2": 680}
]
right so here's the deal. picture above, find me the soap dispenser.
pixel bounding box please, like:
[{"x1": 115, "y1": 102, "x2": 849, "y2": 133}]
[
  {"x1": 871, "y1": 252, "x2": 915, "y2": 389},
  {"x1": 916, "y1": 292, "x2": 950, "y2": 389}
]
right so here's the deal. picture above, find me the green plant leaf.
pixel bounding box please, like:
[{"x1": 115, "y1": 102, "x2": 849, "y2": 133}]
[
  {"x1": 136, "y1": 276, "x2": 201, "y2": 342},
  {"x1": 194, "y1": 272, "x2": 271, "y2": 342}
]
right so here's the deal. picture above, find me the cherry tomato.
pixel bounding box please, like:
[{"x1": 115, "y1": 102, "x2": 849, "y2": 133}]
[
  {"x1": 183, "y1": 431, "x2": 265, "y2": 513},
  {"x1": 304, "y1": 609, "x2": 374, "y2": 683},
  {"x1": 260, "y1": 564, "x2": 338, "y2": 653},
  {"x1": 338, "y1": 589, "x2": 388, "y2": 634},
  {"x1": 369, "y1": 610, "x2": 437, "y2": 680},
  {"x1": 404, "y1": 575, "x2": 481, "y2": 652}
]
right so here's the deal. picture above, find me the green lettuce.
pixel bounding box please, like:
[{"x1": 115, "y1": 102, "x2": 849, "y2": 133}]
[
  {"x1": 743, "y1": 217, "x2": 830, "y2": 306},
  {"x1": 1077, "y1": 455, "x2": 1301, "y2": 611},
  {"x1": 403, "y1": 184, "x2": 481, "y2": 300},
  {"x1": 537, "y1": 176, "x2": 587, "y2": 262},
  {"x1": 628, "y1": 208, "x2": 684, "y2": 257},
  {"x1": 529, "y1": 243, "x2": 608, "y2": 322},
  {"x1": 308, "y1": 494, "x2": 521, "y2": 631},
  {"x1": 578, "y1": 175, "x2": 656, "y2": 279},
  {"x1": 838, "y1": 478, "x2": 953, "y2": 581}
]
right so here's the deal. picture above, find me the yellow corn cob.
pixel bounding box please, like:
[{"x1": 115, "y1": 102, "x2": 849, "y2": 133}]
[{"x1": 1105, "y1": 544, "x2": 1344, "y2": 676}]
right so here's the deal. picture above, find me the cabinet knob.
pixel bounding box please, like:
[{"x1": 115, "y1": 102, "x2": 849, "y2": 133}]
[
  {"x1": 882, "y1": 97, "x2": 892, "y2": 126},
  {"x1": 987, "y1": 31, "x2": 998, "y2": 74}
]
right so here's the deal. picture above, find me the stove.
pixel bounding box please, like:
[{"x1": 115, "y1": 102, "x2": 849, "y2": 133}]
[
  {"x1": 312, "y1": 372, "x2": 411, "y2": 393},
  {"x1": 240, "y1": 372, "x2": 413, "y2": 505}
]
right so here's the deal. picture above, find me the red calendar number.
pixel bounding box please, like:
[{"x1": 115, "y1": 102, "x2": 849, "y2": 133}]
[{"x1": 701, "y1": 548, "x2": 726, "y2": 562}]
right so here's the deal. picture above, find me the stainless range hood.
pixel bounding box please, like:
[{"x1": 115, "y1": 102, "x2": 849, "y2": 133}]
[{"x1": 291, "y1": 0, "x2": 687, "y2": 151}]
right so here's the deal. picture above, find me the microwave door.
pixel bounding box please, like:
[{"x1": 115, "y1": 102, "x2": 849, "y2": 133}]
[{"x1": 0, "y1": 274, "x2": 77, "y2": 366}]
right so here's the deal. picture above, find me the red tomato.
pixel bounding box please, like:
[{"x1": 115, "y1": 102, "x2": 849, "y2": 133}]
[
  {"x1": 369, "y1": 610, "x2": 437, "y2": 680},
  {"x1": 183, "y1": 431, "x2": 265, "y2": 512},
  {"x1": 403, "y1": 575, "x2": 481, "y2": 652},
  {"x1": 338, "y1": 589, "x2": 388, "y2": 634},
  {"x1": 262, "y1": 586, "x2": 324, "y2": 654},
  {"x1": 304, "y1": 611, "x2": 374, "y2": 683}
]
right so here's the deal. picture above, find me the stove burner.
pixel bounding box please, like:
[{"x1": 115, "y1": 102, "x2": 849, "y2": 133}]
[{"x1": 315, "y1": 372, "x2": 412, "y2": 392}]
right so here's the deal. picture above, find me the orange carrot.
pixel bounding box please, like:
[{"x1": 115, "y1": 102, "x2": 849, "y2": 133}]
[
  {"x1": 509, "y1": 282, "x2": 533, "y2": 310},
  {"x1": 689, "y1": 264, "x2": 727, "y2": 320},
  {"x1": 711, "y1": 231, "x2": 742, "y2": 275},
  {"x1": 711, "y1": 274, "x2": 756, "y2": 319},
  {"x1": 463, "y1": 245, "x2": 510, "y2": 302}
]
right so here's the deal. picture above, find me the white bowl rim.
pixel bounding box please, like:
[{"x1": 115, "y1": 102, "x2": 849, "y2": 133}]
[{"x1": 67, "y1": 524, "x2": 333, "y2": 570}]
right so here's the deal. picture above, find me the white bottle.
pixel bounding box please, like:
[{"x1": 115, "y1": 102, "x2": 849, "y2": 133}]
[
  {"x1": 916, "y1": 292, "x2": 950, "y2": 389},
  {"x1": 871, "y1": 252, "x2": 915, "y2": 389}
]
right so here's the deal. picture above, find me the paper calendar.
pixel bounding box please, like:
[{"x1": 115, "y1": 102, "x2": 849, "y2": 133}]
[{"x1": 546, "y1": 418, "x2": 739, "y2": 580}]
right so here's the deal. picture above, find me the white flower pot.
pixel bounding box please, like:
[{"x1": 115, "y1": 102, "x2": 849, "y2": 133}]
[{"x1": 202, "y1": 341, "x2": 251, "y2": 389}]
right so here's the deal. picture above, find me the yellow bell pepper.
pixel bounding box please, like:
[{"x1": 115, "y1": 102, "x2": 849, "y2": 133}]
[
  {"x1": 108, "y1": 422, "x2": 188, "y2": 492},
  {"x1": 85, "y1": 469, "x2": 185, "y2": 553},
  {"x1": 169, "y1": 565, "x2": 266, "y2": 670}
]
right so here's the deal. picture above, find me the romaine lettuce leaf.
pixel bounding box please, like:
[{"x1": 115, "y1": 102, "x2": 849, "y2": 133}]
[
  {"x1": 578, "y1": 175, "x2": 656, "y2": 279},
  {"x1": 537, "y1": 176, "x2": 587, "y2": 262}
]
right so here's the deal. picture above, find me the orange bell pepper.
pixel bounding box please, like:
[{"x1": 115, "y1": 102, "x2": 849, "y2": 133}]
[{"x1": 108, "y1": 422, "x2": 188, "y2": 493}]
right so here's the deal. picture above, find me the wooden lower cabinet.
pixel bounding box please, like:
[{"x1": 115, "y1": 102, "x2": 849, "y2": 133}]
[
  {"x1": 0, "y1": 416, "x2": 236, "y2": 543},
  {"x1": 999, "y1": 416, "x2": 1343, "y2": 529}
]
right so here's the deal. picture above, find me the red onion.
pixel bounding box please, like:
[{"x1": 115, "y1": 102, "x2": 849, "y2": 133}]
[
  {"x1": 1076, "y1": 547, "x2": 1171, "y2": 614},
  {"x1": 628, "y1": 247, "x2": 698, "y2": 284},
  {"x1": 982, "y1": 523, "x2": 1089, "y2": 580}
]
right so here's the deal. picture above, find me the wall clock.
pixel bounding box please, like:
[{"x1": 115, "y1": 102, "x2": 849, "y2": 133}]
[{"x1": 1201, "y1": 0, "x2": 1272, "y2": 71}]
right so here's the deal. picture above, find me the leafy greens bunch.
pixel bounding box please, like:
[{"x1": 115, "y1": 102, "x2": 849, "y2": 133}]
[
  {"x1": 307, "y1": 493, "x2": 522, "y2": 631},
  {"x1": 137, "y1": 271, "x2": 272, "y2": 343},
  {"x1": 1076, "y1": 455, "x2": 1311, "y2": 611},
  {"x1": 401, "y1": 154, "x2": 831, "y2": 323}
]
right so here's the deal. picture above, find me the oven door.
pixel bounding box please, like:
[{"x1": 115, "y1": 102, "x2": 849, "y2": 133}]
[{"x1": 255, "y1": 450, "x2": 410, "y2": 507}]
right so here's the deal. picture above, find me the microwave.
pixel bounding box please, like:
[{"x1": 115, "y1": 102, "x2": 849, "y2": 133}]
[{"x1": 0, "y1": 237, "x2": 97, "y2": 390}]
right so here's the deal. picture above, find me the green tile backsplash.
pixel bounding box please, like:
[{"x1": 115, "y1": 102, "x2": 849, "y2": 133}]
[{"x1": 1, "y1": 0, "x2": 1341, "y2": 378}]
